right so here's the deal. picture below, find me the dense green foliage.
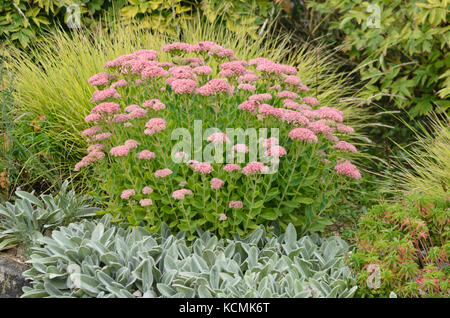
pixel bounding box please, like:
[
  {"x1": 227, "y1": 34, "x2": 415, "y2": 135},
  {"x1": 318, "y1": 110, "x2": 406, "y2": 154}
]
[
  {"x1": 22, "y1": 216, "x2": 357, "y2": 298},
  {"x1": 0, "y1": 0, "x2": 277, "y2": 50},
  {"x1": 308, "y1": 0, "x2": 450, "y2": 117},
  {"x1": 351, "y1": 194, "x2": 449, "y2": 297}
]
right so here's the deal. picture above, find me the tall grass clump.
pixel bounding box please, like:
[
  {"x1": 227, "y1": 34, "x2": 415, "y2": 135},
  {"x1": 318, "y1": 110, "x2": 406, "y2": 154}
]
[
  {"x1": 394, "y1": 113, "x2": 449, "y2": 199},
  {"x1": 7, "y1": 20, "x2": 372, "y2": 186}
]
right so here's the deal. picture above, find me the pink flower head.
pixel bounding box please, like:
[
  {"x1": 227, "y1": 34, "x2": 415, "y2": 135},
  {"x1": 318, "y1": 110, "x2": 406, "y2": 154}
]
[
  {"x1": 237, "y1": 72, "x2": 259, "y2": 83},
  {"x1": 170, "y1": 79, "x2": 198, "y2": 94},
  {"x1": 124, "y1": 139, "x2": 139, "y2": 149},
  {"x1": 277, "y1": 109, "x2": 310, "y2": 126},
  {"x1": 242, "y1": 162, "x2": 269, "y2": 175},
  {"x1": 229, "y1": 201, "x2": 243, "y2": 209},
  {"x1": 334, "y1": 141, "x2": 357, "y2": 153},
  {"x1": 124, "y1": 104, "x2": 142, "y2": 113},
  {"x1": 120, "y1": 189, "x2": 135, "y2": 200},
  {"x1": 232, "y1": 144, "x2": 249, "y2": 153},
  {"x1": 237, "y1": 83, "x2": 256, "y2": 92},
  {"x1": 183, "y1": 57, "x2": 205, "y2": 67},
  {"x1": 93, "y1": 132, "x2": 112, "y2": 141},
  {"x1": 277, "y1": 90, "x2": 298, "y2": 99},
  {"x1": 197, "y1": 79, "x2": 233, "y2": 96},
  {"x1": 238, "y1": 100, "x2": 259, "y2": 113},
  {"x1": 142, "y1": 186, "x2": 153, "y2": 194},
  {"x1": 284, "y1": 75, "x2": 302, "y2": 86},
  {"x1": 141, "y1": 65, "x2": 169, "y2": 79},
  {"x1": 283, "y1": 99, "x2": 301, "y2": 110},
  {"x1": 172, "y1": 188, "x2": 193, "y2": 200},
  {"x1": 85, "y1": 113, "x2": 102, "y2": 123},
  {"x1": 264, "y1": 145, "x2": 287, "y2": 157},
  {"x1": 87, "y1": 144, "x2": 105, "y2": 152},
  {"x1": 162, "y1": 42, "x2": 192, "y2": 53},
  {"x1": 288, "y1": 128, "x2": 318, "y2": 143},
  {"x1": 169, "y1": 65, "x2": 196, "y2": 79},
  {"x1": 260, "y1": 137, "x2": 279, "y2": 148},
  {"x1": 129, "y1": 108, "x2": 147, "y2": 119},
  {"x1": 317, "y1": 107, "x2": 344, "y2": 122},
  {"x1": 110, "y1": 145, "x2": 130, "y2": 157},
  {"x1": 210, "y1": 178, "x2": 225, "y2": 190},
  {"x1": 334, "y1": 161, "x2": 361, "y2": 179},
  {"x1": 302, "y1": 96, "x2": 318, "y2": 105},
  {"x1": 140, "y1": 199, "x2": 153, "y2": 207},
  {"x1": 113, "y1": 113, "x2": 131, "y2": 123},
  {"x1": 258, "y1": 103, "x2": 280, "y2": 118},
  {"x1": 193, "y1": 65, "x2": 213, "y2": 75},
  {"x1": 88, "y1": 72, "x2": 115, "y2": 87},
  {"x1": 192, "y1": 162, "x2": 213, "y2": 174},
  {"x1": 207, "y1": 132, "x2": 229, "y2": 144},
  {"x1": 270, "y1": 84, "x2": 282, "y2": 90},
  {"x1": 143, "y1": 99, "x2": 166, "y2": 111},
  {"x1": 249, "y1": 93, "x2": 272, "y2": 102},
  {"x1": 218, "y1": 61, "x2": 248, "y2": 77},
  {"x1": 91, "y1": 102, "x2": 120, "y2": 115},
  {"x1": 110, "y1": 79, "x2": 128, "y2": 88},
  {"x1": 90, "y1": 88, "x2": 121, "y2": 103},
  {"x1": 336, "y1": 124, "x2": 355, "y2": 134},
  {"x1": 144, "y1": 118, "x2": 166, "y2": 135},
  {"x1": 298, "y1": 85, "x2": 309, "y2": 91},
  {"x1": 308, "y1": 120, "x2": 332, "y2": 134},
  {"x1": 223, "y1": 164, "x2": 241, "y2": 172},
  {"x1": 154, "y1": 168, "x2": 172, "y2": 178},
  {"x1": 81, "y1": 126, "x2": 101, "y2": 137}
]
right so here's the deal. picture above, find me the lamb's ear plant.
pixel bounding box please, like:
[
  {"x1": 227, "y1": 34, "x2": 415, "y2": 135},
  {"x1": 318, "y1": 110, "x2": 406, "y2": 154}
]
[
  {"x1": 22, "y1": 217, "x2": 357, "y2": 298},
  {"x1": 0, "y1": 180, "x2": 98, "y2": 253}
]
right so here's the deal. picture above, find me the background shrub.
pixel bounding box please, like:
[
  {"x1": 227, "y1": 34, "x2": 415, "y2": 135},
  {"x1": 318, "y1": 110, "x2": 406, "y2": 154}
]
[
  {"x1": 351, "y1": 194, "x2": 449, "y2": 297},
  {"x1": 22, "y1": 216, "x2": 357, "y2": 298},
  {"x1": 0, "y1": 1, "x2": 279, "y2": 50},
  {"x1": 308, "y1": 0, "x2": 450, "y2": 117}
]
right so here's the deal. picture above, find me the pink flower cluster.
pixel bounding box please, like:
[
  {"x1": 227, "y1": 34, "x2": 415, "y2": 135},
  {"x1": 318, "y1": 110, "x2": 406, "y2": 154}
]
[
  {"x1": 90, "y1": 88, "x2": 121, "y2": 103},
  {"x1": 144, "y1": 118, "x2": 166, "y2": 136},
  {"x1": 242, "y1": 162, "x2": 269, "y2": 175},
  {"x1": 334, "y1": 161, "x2": 361, "y2": 179},
  {"x1": 172, "y1": 188, "x2": 193, "y2": 200},
  {"x1": 88, "y1": 72, "x2": 115, "y2": 87},
  {"x1": 197, "y1": 79, "x2": 234, "y2": 96}
]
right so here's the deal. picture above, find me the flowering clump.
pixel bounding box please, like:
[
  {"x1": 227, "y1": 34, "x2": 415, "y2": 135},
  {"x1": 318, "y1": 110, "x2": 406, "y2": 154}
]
[
  {"x1": 76, "y1": 40, "x2": 363, "y2": 238},
  {"x1": 352, "y1": 195, "x2": 449, "y2": 297}
]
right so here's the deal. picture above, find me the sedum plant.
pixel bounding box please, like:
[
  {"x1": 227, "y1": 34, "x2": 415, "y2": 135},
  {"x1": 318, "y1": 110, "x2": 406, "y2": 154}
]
[
  {"x1": 351, "y1": 194, "x2": 449, "y2": 298},
  {"x1": 0, "y1": 180, "x2": 98, "y2": 252},
  {"x1": 22, "y1": 216, "x2": 357, "y2": 298},
  {"x1": 75, "y1": 40, "x2": 365, "y2": 239}
]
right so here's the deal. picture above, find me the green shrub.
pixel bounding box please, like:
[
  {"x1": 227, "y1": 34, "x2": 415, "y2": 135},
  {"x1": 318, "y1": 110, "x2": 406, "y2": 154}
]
[
  {"x1": 22, "y1": 216, "x2": 357, "y2": 298},
  {"x1": 0, "y1": 180, "x2": 98, "y2": 253},
  {"x1": 351, "y1": 194, "x2": 449, "y2": 297},
  {"x1": 0, "y1": 1, "x2": 278, "y2": 50},
  {"x1": 308, "y1": 0, "x2": 450, "y2": 117}
]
